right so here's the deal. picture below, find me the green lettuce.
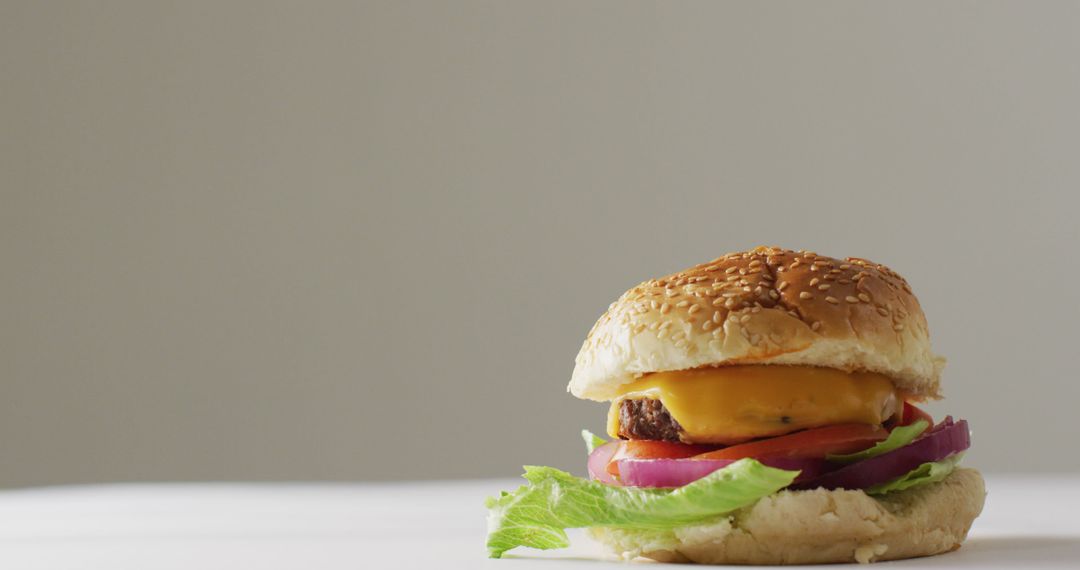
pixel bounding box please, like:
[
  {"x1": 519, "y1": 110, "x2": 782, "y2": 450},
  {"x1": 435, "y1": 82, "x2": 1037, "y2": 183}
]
[
  {"x1": 827, "y1": 420, "x2": 929, "y2": 463},
  {"x1": 865, "y1": 453, "x2": 964, "y2": 495},
  {"x1": 581, "y1": 429, "x2": 607, "y2": 454},
  {"x1": 485, "y1": 459, "x2": 798, "y2": 558}
]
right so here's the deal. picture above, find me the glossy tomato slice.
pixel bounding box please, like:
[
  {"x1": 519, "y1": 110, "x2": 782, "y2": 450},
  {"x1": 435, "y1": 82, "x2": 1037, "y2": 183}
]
[
  {"x1": 691, "y1": 424, "x2": 888, "y2": 461},
  {"x1": 901, "y1": 402, "x2": 933, "y2": 426},
  {"x1": 605, "y1": 440, "x2": 716, "y2": 476}
]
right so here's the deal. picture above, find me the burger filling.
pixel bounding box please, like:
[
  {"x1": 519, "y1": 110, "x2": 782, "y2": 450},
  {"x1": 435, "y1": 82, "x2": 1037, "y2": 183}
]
[
  {"x1": 616, "y1": 398, "x2": 684, "y2": 441},
  {"x1": 487, "y1": 364, "x2": 973, "y2": 559},
  {"x1": 608, "y1": 365, "x2": 901, "y2": 445}
]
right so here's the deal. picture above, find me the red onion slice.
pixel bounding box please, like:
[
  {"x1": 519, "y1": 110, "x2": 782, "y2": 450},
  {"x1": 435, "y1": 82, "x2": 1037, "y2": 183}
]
[
  {"x1": 791, "y1": 418, "x2": 970, "y2": 491},
  {"x1": 617, "y1": 456, "x2": 832, "y2": 488},
  {"x1": 587, "y1": 441, "x2": 621, "y2": 485}
]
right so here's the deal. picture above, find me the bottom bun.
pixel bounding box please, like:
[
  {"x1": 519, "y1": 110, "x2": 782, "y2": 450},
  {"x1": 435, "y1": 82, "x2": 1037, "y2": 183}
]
[{"x1": 589, "y1": 467, "x2": 985, "y2": 565}]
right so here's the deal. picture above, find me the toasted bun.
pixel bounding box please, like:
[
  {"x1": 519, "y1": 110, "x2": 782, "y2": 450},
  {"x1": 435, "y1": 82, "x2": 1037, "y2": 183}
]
[
  {"x1": 590, "y1": 467, "x2": 985, "y2": 565},
  {"x1": 569, "y1": 246, "x2": 944, "y2": 401}
]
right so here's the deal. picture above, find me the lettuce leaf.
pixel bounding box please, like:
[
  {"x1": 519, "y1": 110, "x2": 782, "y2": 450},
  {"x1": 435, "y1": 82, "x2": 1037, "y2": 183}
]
[
  {"x1": 581, "y1": 429, "x2": 607, "y2": 454},
  {"x1": 865, "y1": 453, "x2": 964, "y2": 495},
  {"x1": 827, "y1": 419, "x2": 929, "y2": 463},
  {"x1": 485, "y1": 459, "x2": 798, "y2": 558}
]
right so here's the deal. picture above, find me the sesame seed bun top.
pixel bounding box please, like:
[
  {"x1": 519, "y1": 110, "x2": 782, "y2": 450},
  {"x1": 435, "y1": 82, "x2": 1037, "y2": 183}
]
[{"x1": 568, "y1": 246, "x2": 945, "y2": 401}]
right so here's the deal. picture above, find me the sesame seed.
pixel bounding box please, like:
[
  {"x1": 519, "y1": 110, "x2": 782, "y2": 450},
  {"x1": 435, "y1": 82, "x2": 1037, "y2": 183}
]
[
  {"x1": 725, "y1": 267, "x2": 738, "y2": 274},
  {"x1": 722, "y1": 291, "x2": 739, "y2": 298},
  {"x1": 725, "y1": 298, "x2": 737, "y2": 309},
  {"x1": 650, "y1": 300, "x2": 659, "y2": 310},
  {"x1": 877, "y1": 307, "x2": 889, "y2": 317},
  {"x1": 799, "y1": 291, "x2": 813, "y2": 299},
  {"x1": 769, "y1": 290, "x2": 779, "y2": 299},
  {"x1": 742, "y1": 286, "x2": 752, "y2": 292},
  {"x1": 740, "y1": 314, "x2": 752, "y2": 323},
  {"x1": 893, "y1": 323, "x2": 905, "y2": 331},
  {"x1": 660, "y1": 303, "x2": 672, "y2": 314},
  {"x1": 659, "y1": 321, "x2": 672, "y2": 330},
  {"x1": 665, "y1": 288, "x2": 677, "y2": 297},
  {"x1": 811, "y1": 321, "x2": 822, "y2": 331},
  {"x1": 809, "y1": 277, "x2": 820, "y2": 286},
  {"x1": 750, "y1": 334, "x2": 762, "y2": 345},
  {"x1": 845, "y1": 296, "x2": 859, "y2": 303},
  {"x1": 702, "y1": 320, "x2": 714, "y2": 331},
  {"x1": 676, "y1": 300, "x2": 690, "y2": 308},
  {"x1": 840, "y1": 264, "x2": 851, "y2": 270},
  {"x1": 826, "y1": 296, "x2": 839, "y2": 304},
  {"x1": 751, "y1": 306, "x2": 761, "y2": 313},
  {"x1": 688, "y1": 304, "x2": 702, "y2": 314},
  {"x1": 858, "y1": 293, "x2": 871, "y2": 303},
  {"x1": 712, "y1": 311, "x2": 723, "y2": 323},
  {"x1": 749, "y1": 259, "x2": 762, "y2": 267},
  {"x1": 778, "y1": 282, "x2": 789, "y2": 291},
  {"x1": 818, "y1": 283, "x2": 831, "y2": 290}
]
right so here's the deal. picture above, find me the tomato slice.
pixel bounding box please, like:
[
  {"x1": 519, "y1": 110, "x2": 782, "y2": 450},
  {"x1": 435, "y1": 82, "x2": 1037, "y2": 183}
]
[
  {"x1": 901, "y1": 402, "x2": 933, "y2": 426},
  {"x1": 605, "y1": 440, "x2": 716, "y2": 476},
  {"x1": 691, "y1": 424, "x2": 888, "y2": 461}
]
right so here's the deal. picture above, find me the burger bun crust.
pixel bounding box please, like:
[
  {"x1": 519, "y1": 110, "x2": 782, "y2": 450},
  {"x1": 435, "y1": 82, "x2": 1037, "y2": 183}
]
[
  {"x1": 570, "y1": 247, "x2": 944, "y2": 401},
  {"x1": 589, "y1": 467, "x2": 985, "y2": 565}
]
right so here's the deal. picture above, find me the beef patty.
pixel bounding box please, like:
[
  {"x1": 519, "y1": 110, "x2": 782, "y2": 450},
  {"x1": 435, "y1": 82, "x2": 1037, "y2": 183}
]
[{"x1": 617, "y1": 398, "x2": 683, "y2": 441}]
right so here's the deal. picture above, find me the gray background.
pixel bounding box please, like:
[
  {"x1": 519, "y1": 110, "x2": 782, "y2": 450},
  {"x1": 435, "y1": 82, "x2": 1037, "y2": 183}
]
[{"x1": 3, "y1": 1, "x2": 1078, "y2": 487}]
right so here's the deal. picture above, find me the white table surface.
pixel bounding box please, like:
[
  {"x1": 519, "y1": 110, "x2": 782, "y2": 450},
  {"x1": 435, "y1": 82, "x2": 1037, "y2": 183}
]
[{"x1": 0, "y1": 475, "x2": 1076, "y2": 569}]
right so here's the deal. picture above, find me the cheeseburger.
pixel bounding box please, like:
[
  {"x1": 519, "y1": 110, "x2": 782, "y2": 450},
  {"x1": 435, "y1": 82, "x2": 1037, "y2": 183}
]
[{"x1": 486, "y1": 246, "x2": 984, "y2": 564}]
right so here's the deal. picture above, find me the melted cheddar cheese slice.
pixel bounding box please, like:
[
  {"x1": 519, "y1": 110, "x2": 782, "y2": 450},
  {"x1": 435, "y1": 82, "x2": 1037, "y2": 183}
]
[{"x1": 607, "y1": 365, "x2": 900, "y2": 444}]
